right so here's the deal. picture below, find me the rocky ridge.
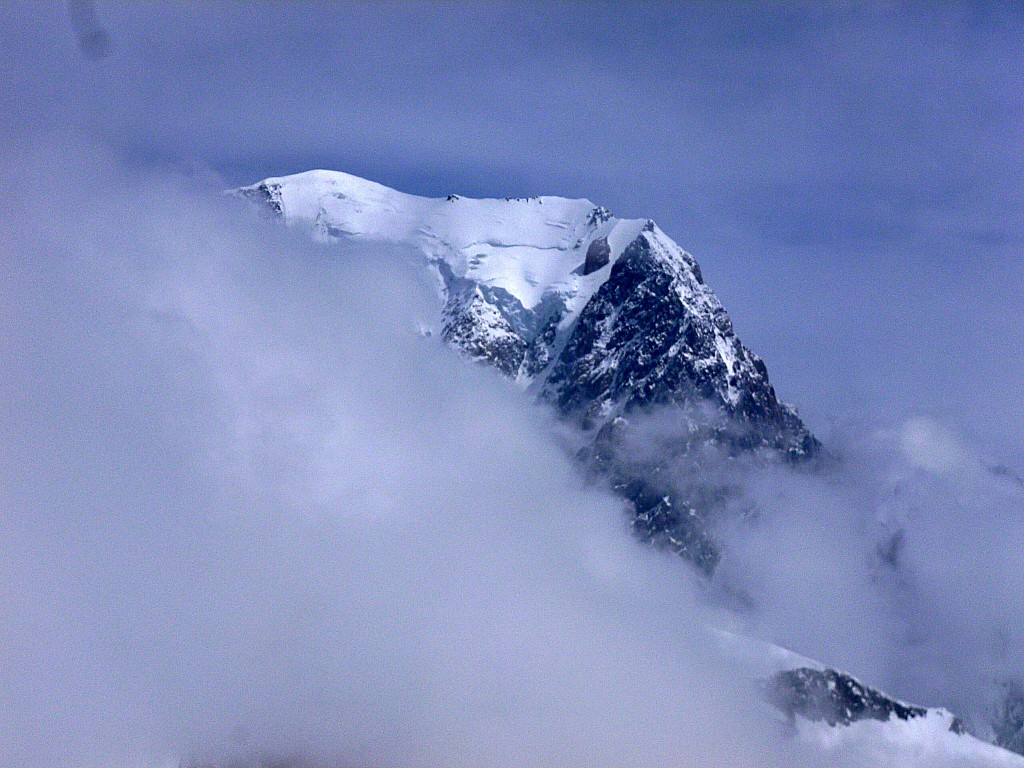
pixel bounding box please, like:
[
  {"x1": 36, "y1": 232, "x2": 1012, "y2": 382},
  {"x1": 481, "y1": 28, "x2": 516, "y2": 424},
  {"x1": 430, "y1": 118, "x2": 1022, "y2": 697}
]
[
  {"x1": 230, "y1": 169, "x2": 1024, "y2": 760},
  {"x1": 236, "y1": 170, "x2": 817, "y2": 572}
]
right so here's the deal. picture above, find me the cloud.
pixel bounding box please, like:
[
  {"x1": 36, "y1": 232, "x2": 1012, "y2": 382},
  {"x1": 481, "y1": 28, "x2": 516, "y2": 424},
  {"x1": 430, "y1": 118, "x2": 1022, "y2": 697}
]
[
  {"x1": 899, "y1": 417, "x2": 968, "y2": 475},
  {"x1": 3, "y1": 128, "x2": 1023, "y2": 767},
  {"x1": 708, "y1": 416, "x2": 1024, "y2": 738},
  {"x1": 1, "y1": 135, "x2": 805, "y2": 768},
  {"x1": 2, "y1": 3, "x2": 1021, "y2": 473}
]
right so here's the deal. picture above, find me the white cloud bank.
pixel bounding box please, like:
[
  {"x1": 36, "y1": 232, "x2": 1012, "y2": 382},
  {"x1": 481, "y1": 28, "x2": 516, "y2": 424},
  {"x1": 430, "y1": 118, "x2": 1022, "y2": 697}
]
[
  {"x1": 1, "y1": 135, "x2": 1020, "y2": 768},
  {"x1": 0, "y1": 136, "x2": 769, "y2": 768}
]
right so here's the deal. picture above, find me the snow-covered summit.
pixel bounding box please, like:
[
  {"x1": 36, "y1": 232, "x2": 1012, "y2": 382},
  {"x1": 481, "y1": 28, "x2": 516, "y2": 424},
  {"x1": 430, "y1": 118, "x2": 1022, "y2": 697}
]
[
  {"x1": 235, "y1": 168, "x2": 817, "y2": 569},
  {"x1": 237, "y1": 169, "x2": 652, "y2": 330},
  {"x1": 237, "y1": 171, "x2": 760, "y2": 405}
]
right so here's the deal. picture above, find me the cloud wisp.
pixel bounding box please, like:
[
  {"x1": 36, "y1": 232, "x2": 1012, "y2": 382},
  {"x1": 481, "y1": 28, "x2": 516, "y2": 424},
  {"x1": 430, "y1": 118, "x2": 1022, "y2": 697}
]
[{"x1": 699, "y1": 416, "x2": 1024, "y2": 739}]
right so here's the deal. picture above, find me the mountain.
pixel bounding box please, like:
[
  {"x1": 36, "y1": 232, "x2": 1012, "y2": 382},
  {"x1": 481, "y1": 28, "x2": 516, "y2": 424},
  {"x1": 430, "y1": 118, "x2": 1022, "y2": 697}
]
[
  {"x1": 232, "y1": 169, "x2": 1024, "y2": 765},
  {"x1": 236, "y1": 170, "x2": 811, "y2": 446},
  {"x1": 235, "y1": 170, "x2": 817, "y2": 572}
]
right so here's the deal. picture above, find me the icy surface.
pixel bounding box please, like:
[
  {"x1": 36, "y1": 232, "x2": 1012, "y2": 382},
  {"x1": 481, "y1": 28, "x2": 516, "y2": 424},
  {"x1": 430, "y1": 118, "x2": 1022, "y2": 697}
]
[{"x1": 237, "y1": 168, "x2": 644, "y2": 324}]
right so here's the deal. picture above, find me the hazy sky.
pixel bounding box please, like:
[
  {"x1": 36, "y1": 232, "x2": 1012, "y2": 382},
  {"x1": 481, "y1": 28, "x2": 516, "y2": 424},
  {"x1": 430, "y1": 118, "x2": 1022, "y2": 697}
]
[
  {"x1": 3, "y1": 5, "x2": 1024, "y2": 766},
  {"x1": 2, "y1": 1, "x2": 1021, "y2": 463}
]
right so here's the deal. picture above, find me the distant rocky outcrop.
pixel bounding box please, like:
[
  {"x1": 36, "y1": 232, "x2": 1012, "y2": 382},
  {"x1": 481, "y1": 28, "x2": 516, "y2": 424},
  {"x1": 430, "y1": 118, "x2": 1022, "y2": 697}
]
[{"x1": 765, "y1": 667, "x2": 964, "y2": 732}]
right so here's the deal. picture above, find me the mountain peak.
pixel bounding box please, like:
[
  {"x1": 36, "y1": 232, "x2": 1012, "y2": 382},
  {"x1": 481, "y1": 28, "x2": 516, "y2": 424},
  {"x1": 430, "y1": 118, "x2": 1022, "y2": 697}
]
[
  {"x1": 234, "y1": 170, "x2": 663, "y2": 353},
  {"x1": 234, "y1": 167, "x2": 815, "y2": 443},
  {"x1": 234, "y1": 169, "x2": 818, "y2": 569}
]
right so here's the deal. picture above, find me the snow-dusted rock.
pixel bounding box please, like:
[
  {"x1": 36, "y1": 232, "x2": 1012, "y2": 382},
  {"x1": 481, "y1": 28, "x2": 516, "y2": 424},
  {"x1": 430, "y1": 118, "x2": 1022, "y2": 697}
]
[
  {"x1": 231, "y1": 169, "x2": 1024, "y2": 766},
  {"x1": 236, "y1": 169, "x2": 814, "y2": 446},
  {"x1": 234, "y1": 169, "x2": 818, "y2": 572}
]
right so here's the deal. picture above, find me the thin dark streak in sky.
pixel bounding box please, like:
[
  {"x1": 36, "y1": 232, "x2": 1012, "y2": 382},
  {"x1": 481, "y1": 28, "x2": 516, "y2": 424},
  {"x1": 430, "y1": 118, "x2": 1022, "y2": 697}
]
[{"x1": 67, "y1": 0, "x2": 110, "y2": 60}]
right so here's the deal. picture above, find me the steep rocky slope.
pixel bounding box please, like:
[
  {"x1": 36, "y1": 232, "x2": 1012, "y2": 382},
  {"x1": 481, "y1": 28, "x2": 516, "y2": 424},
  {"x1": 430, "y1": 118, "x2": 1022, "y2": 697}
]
[{"x1": 236, "y1": 170, "x2": 817, "y2": 571}]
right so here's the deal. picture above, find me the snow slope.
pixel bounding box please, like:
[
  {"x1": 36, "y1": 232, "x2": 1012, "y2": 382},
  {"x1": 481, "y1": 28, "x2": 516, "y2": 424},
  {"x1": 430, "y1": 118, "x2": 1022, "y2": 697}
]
[{"x1": 238, "y1": 168, "x2": 643, "y2": 325}]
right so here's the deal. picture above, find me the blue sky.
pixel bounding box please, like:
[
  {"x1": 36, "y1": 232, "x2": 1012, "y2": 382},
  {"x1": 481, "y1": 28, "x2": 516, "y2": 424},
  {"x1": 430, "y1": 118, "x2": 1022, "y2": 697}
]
[{"x1": 2, "y1": 1, "x2": 1022, "y2": 463}]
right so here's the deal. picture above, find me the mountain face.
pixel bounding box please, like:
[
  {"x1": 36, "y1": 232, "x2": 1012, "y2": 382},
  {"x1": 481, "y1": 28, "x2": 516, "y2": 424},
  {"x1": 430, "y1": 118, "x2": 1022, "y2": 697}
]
[
  {"x1": 236, "y1": 170, "x2": 817, "y2": 572},
  {"x1": 236, "y1": 172, "x2": 811, "y2": 446},
  {"x1": 232, "y1": 169, "x2": 1024, "y2": 764},
  {"x1": 539, "y1": 221, "x2": 810, "y2": 453}
]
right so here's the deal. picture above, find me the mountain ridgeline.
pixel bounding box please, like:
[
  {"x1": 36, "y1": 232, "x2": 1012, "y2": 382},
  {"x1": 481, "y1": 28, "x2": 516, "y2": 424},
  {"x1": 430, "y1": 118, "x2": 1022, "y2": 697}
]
[
  {"x1": 229, "y1": 170, "x2": 1024, "y2": 762},
  {"x1": 235, "y1": 170, "x2": 818, "y2": 574}
]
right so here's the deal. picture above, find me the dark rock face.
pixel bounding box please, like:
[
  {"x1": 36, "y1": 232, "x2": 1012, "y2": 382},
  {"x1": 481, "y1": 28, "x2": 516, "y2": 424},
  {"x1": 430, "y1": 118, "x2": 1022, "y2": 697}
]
[
  {"x1": 620, "y1": 472, "x2": 721, "y2": 573},
  {"x1": 765, "y1": 667, "x2": 940, "y2": 729},
  {"x1": 542, "y1": 232, "x2": 816, "y2": 459},
  {"x1": 583, "y1": 237, "x2": 611, "y2": 275},
  {"x1": 437, "y1": 261, "x2": 563, "y2": 380},
  {"x1": 441, "y1": 285, "x2": 527, "y2": 378},
  {"x1": 521, "y1": 309, "x2": 563, "y2": 379},
  {"x1": 236, "y1": 180, "x2": 283, "y2": 215},
  {"x1": 586, "y1": 205, "x2": 613, "y2": 226}
]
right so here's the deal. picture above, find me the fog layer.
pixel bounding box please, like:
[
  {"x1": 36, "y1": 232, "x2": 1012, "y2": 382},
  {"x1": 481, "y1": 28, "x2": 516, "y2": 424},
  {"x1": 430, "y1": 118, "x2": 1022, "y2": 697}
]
[
  {"x1": 0, "y1": 137, "x2": 772, "y2": 768},
  {"x1": 2, "y1": 136, "x2": 1019, "y2": 768}
]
